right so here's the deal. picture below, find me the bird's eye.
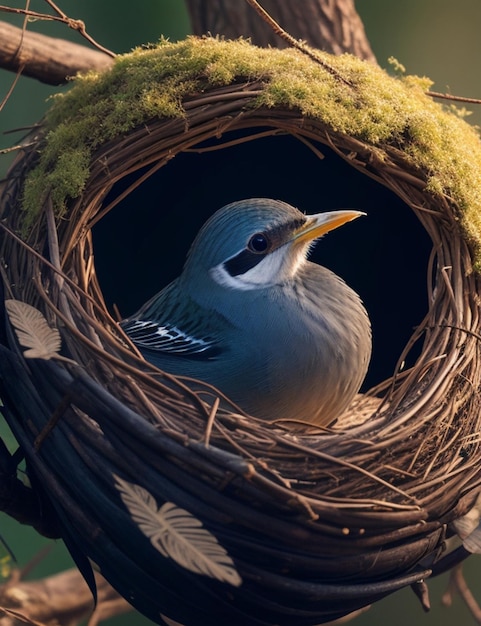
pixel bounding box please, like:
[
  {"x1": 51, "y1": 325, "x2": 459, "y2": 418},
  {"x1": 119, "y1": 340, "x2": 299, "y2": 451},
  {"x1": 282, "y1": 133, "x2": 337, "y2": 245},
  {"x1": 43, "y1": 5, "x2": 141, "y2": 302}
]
[{"x1": 248, "y1": 233, "x2": 269, "y2": 253}]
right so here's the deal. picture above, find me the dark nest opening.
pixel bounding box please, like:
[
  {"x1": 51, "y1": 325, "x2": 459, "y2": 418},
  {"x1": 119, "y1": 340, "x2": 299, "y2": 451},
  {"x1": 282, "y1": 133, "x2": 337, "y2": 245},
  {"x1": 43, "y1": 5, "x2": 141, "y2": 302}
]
[
  {"x1": 1, "y1": 44, "x2": 481, "y2": 625},
  {"x1": 93, "y1": 130, "x2": 431, "y2": 389}
]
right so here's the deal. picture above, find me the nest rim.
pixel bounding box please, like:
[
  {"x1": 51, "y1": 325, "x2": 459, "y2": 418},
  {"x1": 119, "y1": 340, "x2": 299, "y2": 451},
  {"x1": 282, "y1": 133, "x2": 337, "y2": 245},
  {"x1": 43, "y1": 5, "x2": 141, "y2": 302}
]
[
  {"x1": 1, "y1": 41, "x2": 481, "y2": 625},
  {"x1": 4, "y1": 88, "x2": 481, "y2": 516}
]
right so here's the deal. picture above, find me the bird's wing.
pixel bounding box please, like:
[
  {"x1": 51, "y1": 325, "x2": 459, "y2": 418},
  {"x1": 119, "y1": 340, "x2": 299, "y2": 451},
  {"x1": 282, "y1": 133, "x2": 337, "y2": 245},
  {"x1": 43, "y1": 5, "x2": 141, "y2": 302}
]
[{"x1": 120, "y1": 318, "x2": 221, "y2": 358}]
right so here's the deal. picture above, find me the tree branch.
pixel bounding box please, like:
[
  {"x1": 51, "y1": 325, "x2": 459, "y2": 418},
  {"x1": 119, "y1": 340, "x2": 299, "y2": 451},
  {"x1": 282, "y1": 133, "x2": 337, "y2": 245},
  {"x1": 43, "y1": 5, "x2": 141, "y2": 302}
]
[
  {"x1": 0, "y1": 568, "x2": 132, "y2": 626},
  {"x1": 0, "y1": 21, "x2": 114, "y2": 85},
  {"x1": 185, "y1": 0, "x2": 376, "y2": 62},
  {"x1": 0, "y1": 1, "x2": 375, "y2": 85}
]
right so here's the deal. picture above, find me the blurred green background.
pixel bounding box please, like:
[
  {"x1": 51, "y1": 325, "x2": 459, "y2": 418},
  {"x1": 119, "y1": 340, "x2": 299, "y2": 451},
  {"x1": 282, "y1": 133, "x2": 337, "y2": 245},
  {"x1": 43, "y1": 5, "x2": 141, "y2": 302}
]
[{"x1": 1, "y1": 2, "x2": 481, "y2": 625}]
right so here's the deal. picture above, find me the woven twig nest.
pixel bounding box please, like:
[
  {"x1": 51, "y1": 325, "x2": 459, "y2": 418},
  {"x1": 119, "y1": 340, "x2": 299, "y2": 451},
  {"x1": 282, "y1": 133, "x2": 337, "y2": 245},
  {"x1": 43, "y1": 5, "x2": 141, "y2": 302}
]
[{"x1": 2, "y1": 37, "x2": 481, "y2": 625}]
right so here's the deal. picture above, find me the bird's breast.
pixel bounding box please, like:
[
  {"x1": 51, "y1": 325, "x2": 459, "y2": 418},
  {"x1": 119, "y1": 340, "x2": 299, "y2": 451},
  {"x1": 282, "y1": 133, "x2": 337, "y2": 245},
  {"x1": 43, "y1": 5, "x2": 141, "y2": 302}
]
[{"x1": 218, "y1": 266, "x2": 371, "y2": 424}]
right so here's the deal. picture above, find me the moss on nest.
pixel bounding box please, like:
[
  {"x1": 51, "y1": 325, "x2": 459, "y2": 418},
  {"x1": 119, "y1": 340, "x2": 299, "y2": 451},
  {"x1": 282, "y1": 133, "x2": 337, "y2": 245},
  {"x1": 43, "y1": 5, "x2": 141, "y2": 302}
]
[{"x1": 21, "y1": 36, "x2": 481, "y2": 267}]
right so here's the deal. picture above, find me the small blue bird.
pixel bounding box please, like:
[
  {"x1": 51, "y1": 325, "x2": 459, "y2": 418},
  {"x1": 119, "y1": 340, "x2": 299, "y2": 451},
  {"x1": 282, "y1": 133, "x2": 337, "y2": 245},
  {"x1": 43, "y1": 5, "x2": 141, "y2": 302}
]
[{"x1": 121, "y1": 198, "x2": 371, "y2": 426}]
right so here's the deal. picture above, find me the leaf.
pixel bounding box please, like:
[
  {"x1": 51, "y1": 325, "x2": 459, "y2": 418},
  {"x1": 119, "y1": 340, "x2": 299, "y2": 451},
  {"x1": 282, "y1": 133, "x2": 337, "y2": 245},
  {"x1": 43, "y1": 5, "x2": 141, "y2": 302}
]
[
  {"x1": 5, "y1": 300, "x2": 61, "y2": 360},
  {"x1": 462, "y1": 526, "x2": 481, "y2": 554},
  {"x1": 452, "y1": 492, "x2": 481, "y2": 554},
  {"x1": 452, "y1": 511, "x2": 479, "y2": 539},
  {"x1": 114, "y1": 475, "x2": 242, "y2": 587}
]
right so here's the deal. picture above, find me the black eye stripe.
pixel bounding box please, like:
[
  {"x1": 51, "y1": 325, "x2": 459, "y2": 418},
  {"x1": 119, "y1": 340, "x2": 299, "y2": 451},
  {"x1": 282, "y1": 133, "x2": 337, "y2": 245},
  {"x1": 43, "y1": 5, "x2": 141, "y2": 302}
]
[
  {"x1": 224, "y1": 250, "x2": 265, "y2": 277},
  {"x1": 222, "y1": 217, "x2": 307, "y2": 277}
]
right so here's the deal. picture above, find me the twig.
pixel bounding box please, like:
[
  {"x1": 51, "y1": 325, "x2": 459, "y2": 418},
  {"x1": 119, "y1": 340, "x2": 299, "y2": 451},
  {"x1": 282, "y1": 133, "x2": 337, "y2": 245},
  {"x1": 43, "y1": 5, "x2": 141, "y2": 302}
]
[
  {"x1": 0, "y1": 3, "x2": 115, "y2": 58},
  {"x1": 0, "y1": 63, "x2": 24, "y2": 113},
  {"x1": 41, "y1": 0, "x2": 115, "y2": 58},
  {"x1": 0, "y1": 21, "x2": 114, "y2": 85},
  {"x1": 442, "y1": 563, "x2": 481, "y2": 623},
  {"x1": 427, "y1": 91, "x2": 481, "y2": 105},
  {"x1": 0, "y1": 0, "x2": 28, "y2": 112},
  {"x1": 204, "y1": 396, "x2": 220, "y2": 447},
  {"x1": 243, "y1": 0, "x2": 353, "y2": 86}
]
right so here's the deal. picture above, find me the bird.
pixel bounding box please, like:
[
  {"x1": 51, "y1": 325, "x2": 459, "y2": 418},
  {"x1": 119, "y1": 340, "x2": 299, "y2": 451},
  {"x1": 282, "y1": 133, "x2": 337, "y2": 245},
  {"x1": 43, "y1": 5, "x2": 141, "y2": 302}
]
[{"x1": 120, "y1": 198, "x2": 371, "y2": 426}]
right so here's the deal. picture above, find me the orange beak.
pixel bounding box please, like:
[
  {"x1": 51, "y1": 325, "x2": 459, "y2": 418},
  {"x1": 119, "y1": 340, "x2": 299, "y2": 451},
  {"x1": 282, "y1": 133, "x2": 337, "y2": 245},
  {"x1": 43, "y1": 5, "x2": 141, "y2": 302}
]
[{"x1": 293, "y1": 210, "x2": 365, "y2": 244}]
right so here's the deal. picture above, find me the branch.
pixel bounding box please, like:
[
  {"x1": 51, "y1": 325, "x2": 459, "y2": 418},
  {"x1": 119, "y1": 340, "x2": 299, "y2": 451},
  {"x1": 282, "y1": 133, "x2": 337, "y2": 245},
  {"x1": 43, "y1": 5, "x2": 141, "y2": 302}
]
[
  {"x1": 0, "y1": 1, "x2": 376, "y2": 85},
  {"x1": 0, "y1": 568, "x2": 132, "y2": 626},
  {"x1": 442, "y1": 564, "x2": 481, "y2": 623},
  {"x1": 0, "y1": 21, "x2": 114, "y2": 85}
]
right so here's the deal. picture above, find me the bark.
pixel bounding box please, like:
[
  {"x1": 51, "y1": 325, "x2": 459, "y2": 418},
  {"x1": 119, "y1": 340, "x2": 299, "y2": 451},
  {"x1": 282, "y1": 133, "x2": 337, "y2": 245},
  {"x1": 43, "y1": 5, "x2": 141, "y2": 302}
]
[
  {"x1": 0, "y1": 0, "x2": 375, "y2": 86},
  {"x1": 0, "y1": 21, "x2": 114, "y2": 85},
  {"x1": 185, "y1": 0, "x2": 376, "y2": 62}
]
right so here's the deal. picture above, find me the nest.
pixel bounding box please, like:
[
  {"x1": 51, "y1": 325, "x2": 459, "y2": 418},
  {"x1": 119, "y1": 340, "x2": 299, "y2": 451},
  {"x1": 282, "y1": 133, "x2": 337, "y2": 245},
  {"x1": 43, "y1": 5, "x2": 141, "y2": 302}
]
[{"x1": 1, "y1": 38, "x2": 481, "y2": 625}]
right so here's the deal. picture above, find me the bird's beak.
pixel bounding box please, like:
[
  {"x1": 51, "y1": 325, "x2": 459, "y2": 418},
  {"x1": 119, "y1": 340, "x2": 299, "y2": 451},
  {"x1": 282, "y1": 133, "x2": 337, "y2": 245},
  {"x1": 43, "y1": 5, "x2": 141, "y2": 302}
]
[{"x1": 292, "y1": 210, "x2": 365, "y2": 244}]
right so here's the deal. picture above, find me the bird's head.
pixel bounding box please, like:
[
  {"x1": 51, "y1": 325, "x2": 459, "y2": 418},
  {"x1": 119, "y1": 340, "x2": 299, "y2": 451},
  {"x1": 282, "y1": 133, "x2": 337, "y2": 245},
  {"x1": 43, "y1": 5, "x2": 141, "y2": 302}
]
[{"x1": 183, "y1": 198, "x2": 364, "y2": 291}]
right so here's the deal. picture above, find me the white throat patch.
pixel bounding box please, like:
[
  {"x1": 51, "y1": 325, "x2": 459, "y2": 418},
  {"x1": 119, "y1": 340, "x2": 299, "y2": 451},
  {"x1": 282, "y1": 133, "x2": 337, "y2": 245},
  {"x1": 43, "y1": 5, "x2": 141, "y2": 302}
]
[{"x1": 210, "y1": 245, "x2": 307, "y2": 291}]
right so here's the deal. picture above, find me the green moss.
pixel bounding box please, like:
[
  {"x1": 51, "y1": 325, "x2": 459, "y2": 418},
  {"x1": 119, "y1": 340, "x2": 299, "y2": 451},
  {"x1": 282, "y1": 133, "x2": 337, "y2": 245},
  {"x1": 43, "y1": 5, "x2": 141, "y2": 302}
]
[
  {"x1": 23, "y1": 146, "x2": 90, "y2": 217},
  {"x1": 20, "y1": 36, "x2": 481, "y2": 267}
]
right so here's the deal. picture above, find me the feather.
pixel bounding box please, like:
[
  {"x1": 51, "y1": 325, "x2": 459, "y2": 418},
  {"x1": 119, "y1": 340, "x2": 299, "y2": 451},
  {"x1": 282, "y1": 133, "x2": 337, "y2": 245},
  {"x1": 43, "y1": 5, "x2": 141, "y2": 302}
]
[
  {"x1": 121, "y1": 319, "x2": 219, "y2": 357},
  {"x1": 114, "y1": 475, "x2": 242, "y2": 587},
  {"x1": 5, "y1": 300, "x2": 61, "y2": 360}
]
